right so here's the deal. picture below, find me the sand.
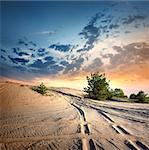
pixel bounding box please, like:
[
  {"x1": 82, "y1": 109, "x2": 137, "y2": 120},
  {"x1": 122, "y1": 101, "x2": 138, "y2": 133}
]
[{"x1": 0, "y1": 81, "x2": 149, "y2": 150}]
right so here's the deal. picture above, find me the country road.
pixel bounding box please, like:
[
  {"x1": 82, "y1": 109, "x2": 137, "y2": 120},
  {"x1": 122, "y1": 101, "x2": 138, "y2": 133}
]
[{"x1": 0, "y1": 82, "x2": 149, "y2": 150}]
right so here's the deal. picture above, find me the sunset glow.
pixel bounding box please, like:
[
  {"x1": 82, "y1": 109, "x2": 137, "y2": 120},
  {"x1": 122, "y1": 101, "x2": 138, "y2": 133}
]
[{"x1": 1, "y1": 1, "x2": 149, "y2": 96}]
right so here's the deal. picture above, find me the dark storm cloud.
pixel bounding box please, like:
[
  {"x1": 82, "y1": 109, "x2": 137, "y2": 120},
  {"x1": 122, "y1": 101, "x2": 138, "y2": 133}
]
[
  {"x1": 49, "y1": 44, "x2": 72, "y2": 52},
  {"x1": 110, "y1": 42, "x2": 149, "y2": 68}
]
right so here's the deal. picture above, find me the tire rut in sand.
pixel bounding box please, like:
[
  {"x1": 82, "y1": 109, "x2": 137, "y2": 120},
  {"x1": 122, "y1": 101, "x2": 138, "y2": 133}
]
[
  {"x1": 136, "y1": 140, "x2": 149, "y2": 150},
  {"x1": 71, "y1": 103, "x2": 97, "y2": 150},
  {"x1": 99, "y1": 111, "x2": 115, "y2": 123},
  {"x1": 124, "y1": 140, "x2": 140, "y2": 150},
  {"x1": 96, "y1": 109, "x2": 146, "y2": 150}
]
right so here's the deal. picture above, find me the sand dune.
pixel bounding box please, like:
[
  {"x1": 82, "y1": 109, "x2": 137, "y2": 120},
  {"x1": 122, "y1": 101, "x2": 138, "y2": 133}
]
[{"x1": 0, "y1": 82, "x2": 149, "y2": 150}]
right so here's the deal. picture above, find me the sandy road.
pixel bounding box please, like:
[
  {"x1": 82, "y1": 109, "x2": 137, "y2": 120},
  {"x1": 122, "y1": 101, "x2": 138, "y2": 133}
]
[
  {"x1": 54, "y1": 88, "x2": 149, "y2": 150},
  {"x1": 1, "y1": 83, "x2": 149, "y2": 150}
]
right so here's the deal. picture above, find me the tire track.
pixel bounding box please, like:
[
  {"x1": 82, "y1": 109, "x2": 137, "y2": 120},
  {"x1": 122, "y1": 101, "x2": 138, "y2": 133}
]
[
  {"x1": 71, "y1": 103, "x2": 89, "y2": 150},
  {"x1": 136, "y1": 140, "x2": 149, "y2": 150},
  {"x1": 71, "y1": 103, "x2": 97, "y2": 150},
  {"x1": 96, "y1": 109, "x2": 148, "y2": 150},
  {"x1": 54, "y1": 90, "x2": 149, "y2": 150}
]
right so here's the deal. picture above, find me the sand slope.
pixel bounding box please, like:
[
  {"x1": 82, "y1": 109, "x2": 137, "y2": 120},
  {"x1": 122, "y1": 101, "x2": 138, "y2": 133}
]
[
  {"x1": 0, "y1": 82, "x2": 80, "y2": 150},
  {"x1": 0, "y1": 82, "x2": 149, "y2": 150}
]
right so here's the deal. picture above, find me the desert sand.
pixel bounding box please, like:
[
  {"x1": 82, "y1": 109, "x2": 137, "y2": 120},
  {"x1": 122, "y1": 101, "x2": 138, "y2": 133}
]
[{"x1": 0, "y1": 81, "x2": 149, "y2": 150}]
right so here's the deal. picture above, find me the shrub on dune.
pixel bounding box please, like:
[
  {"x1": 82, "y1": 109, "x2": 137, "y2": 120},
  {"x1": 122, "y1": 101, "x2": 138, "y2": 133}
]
[
  {"x1": 129, "y1": 91, "x2": 149, "y2": 103},
  {"x1": 32, "y1": 82, "x2": 47, "y2": 95},
  {"x1": 84, "y1": 72, "x2": 110, "y2": 100}
]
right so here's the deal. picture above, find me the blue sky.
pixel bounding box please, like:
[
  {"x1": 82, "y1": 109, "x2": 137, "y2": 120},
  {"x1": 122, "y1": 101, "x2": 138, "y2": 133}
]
[
  {"x1": 1, "y1": 1, "x2": 108, "y2": 47},
  {"x1": 1, "y1": 1, "x2": 149, "y2": 94}
]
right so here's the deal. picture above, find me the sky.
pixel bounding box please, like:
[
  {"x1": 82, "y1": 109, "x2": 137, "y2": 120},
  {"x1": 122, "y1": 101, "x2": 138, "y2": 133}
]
[{"x1": 1, "y1": 1, "x2": 149, "y2": 95}]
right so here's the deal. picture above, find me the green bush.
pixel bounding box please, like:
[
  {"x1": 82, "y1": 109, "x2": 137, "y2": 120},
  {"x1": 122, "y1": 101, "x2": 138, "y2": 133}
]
[
  {"x1": 129, "y1": 93, "x2": 136, "y2": 99},
  {"x1": 112, "y1": 88, "x2": 125, "y2": 98},
  {"x1": 32, "y1": 82, "x2": 47, "y2": 95},
  {"x1": 129, "y1": 91, "x2": 149, "y2": 103},
  {"x1": 84, "y1": 73, "x2": 110, "y2": 100}
]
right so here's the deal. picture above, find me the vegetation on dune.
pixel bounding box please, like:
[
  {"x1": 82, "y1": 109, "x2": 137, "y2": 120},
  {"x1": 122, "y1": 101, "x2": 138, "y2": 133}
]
[
  {"x1": 110, "y1": 88, "x2": 125, "y2": 98},
  {"x1": 129, "y1": 91, "x2": 149, "y2": 103},
  {"x1": 32, "y1": 82, "x2": 47, "y2": 95},
  {"x1": 84, "y1": 73, "x2": 111, "y2": 100},
  {"x1": 31, "y1": 73, "x2": 148, "y2": 104},
  {"x1": 84, "y1": 72, "x2": 148, "y2": 103}
]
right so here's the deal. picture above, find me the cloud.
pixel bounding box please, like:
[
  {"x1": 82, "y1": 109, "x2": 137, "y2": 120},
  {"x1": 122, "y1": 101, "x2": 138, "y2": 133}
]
[
  {"x1": 17, "y1": 38, "x2": 37, "y2": 47},
  {"x1": 17, "y1": 39, "x2": 28, "y2": 46},
  {"x1": 29, "y1": 48, "x2": 35, "y2": 51},
  {"x1": 109, "y1": 42, "x2": 149, "y2": 68},
  {"x1": 29, "y1": 59, "x2": 49, "y2": 68},
  {"x1": 37, "y1": 48, "x2": 49, "y2": 56},
  {"x1": 1, "y1": 48, "x2": 6, "y2": 53},
  {"x1": 49, "y1": 44, "x2": 72, "y2": 52},
  {"x1": 60, "y1": 60, "x2": 69, "y2": 66},
  {"x1": 29, "y1": 55, "x2": 55, "y2": 69},
  {"x1": 77, "y1": 18, "x2": 100, "y2": 52},
  {"x1": 29, "y1": 41, "x2": 37, "y2": 47},
  {"x1": 1, "y1": 55, "x2": 7, "y2": 61},
  {"x1": 76, "y1": 3, "x2": 148, "y2": 53},
  {"x1": 13, "y1": 47, "x2": 30, "y2": 56},
  {"x1": 83, "y1": 58, "x2": 103, "y2": 72},
  {"x1": 63, "y1": 57, "x2": 84, "y2": 74},
  {"x1": 122, "y1": 15, "x2": 146, "y2": 25},
  {"x1": 28, "y1": 55, "x2": 58, "y2": 74},
  {"x1": 8, "y1": 56, "x2": 29, "y2": 65},
  {"x1": 35, "y1": 30, "x2": 56, "y2": 36},
  {"x1": 1, "y1": 2, "x2": 149, "y2": 80},
  {"x1": 44, "y1": 56, "x2": 54, "y2": 61},
  {"x1": 38, "y1": 48, "x2": 45, "y2": 53},
  {"x1": 29, "y1": 58, "x2": 63, "y2": 75}
]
